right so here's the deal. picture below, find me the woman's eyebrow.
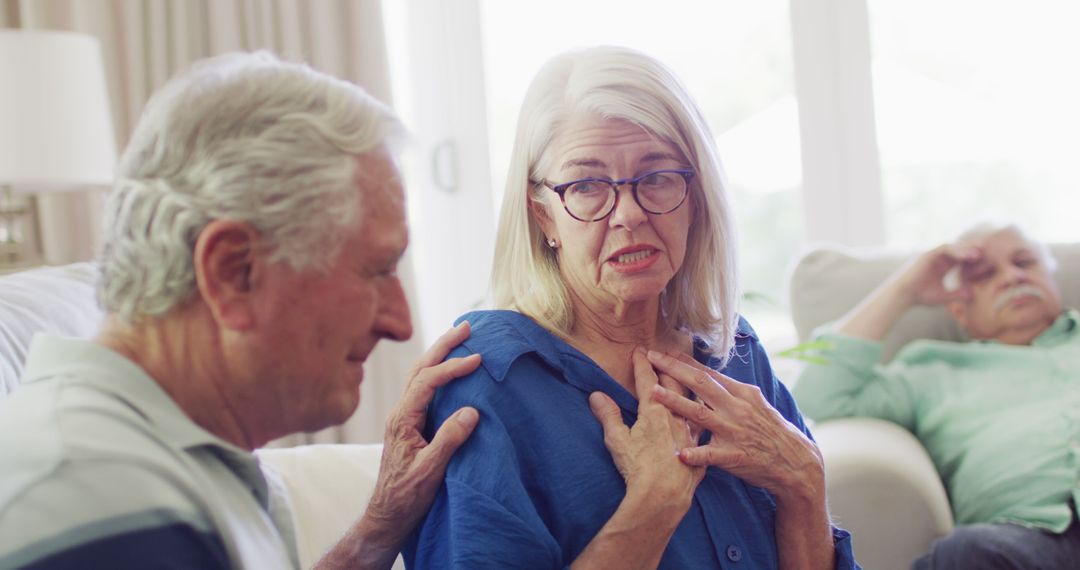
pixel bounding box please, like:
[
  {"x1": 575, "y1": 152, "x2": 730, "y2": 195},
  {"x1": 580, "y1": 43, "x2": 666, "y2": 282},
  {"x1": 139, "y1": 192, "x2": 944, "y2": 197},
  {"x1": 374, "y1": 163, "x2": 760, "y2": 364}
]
[
  {"x1": 560, "y1": 158, "x2": 606, "y2": 170},
  {"x1": 639, "y1": 151, "x2": 683, "y2": 164},
  {"x1": 560, "y1": 153, "x2": 682, "y2": 171}
]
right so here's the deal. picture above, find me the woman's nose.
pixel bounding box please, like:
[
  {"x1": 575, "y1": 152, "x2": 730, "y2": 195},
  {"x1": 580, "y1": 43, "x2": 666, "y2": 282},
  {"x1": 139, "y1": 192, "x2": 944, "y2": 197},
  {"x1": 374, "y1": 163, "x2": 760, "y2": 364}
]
[{"x1": 607, "y1": 186, "x2": 647, "y2": 230}]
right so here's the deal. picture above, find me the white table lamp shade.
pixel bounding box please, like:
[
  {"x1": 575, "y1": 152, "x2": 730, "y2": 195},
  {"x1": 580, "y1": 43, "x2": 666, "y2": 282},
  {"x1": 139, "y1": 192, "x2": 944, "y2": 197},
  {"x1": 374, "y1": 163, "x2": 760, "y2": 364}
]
[{"x1": 0, "y1": 30, "x2": 117, "y2": 193}]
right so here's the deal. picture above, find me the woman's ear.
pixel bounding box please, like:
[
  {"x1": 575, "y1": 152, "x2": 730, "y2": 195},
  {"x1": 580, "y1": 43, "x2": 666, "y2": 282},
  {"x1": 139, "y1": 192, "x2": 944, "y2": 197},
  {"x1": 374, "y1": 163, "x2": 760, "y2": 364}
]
[
  {"x1": 529, "y1": 196, "x2": 559, "y2": 245},
  {"x1": 193, "y1": 219, "x2": 260, "y2": 331}
]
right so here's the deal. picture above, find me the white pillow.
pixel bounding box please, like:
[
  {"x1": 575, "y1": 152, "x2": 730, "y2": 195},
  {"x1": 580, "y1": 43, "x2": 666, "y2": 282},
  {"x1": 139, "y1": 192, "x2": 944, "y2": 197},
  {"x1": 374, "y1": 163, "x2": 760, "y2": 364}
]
[{"x1": 0, "y1": 263, "x2": 104, "y2": 395}]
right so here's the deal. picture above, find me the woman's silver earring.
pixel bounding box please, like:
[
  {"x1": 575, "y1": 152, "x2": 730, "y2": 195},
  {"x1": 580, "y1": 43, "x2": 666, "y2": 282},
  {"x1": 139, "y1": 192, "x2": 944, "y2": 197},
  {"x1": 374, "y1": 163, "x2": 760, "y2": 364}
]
[{"x1": 546, "y1": 237, "x2": 558, "y2": 249}]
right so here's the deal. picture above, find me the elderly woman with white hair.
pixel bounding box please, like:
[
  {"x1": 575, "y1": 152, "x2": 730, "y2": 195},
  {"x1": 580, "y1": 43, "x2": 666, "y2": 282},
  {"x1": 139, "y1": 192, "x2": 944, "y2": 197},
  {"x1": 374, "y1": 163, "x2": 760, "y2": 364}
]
[{"x1": 404, "y1": 47, "x2": 857, "y2": 569}]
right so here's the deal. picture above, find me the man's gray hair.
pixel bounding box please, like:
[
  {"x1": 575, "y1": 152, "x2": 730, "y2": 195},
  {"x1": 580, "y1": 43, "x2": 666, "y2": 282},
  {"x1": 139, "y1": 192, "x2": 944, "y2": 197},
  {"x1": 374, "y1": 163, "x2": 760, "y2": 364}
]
[
  {"x1": 99, "y1": 51, "x2": 404, "y2": 321},
  {"x1": 490, "y1": 46, "x2": 740, "y2": 363},
  {"x1": 943, "y1": 221, "x2": 1057, "y2": 290},
  {"x1": 955, "y1": 222, "x2": 1056, "y2": 271}
]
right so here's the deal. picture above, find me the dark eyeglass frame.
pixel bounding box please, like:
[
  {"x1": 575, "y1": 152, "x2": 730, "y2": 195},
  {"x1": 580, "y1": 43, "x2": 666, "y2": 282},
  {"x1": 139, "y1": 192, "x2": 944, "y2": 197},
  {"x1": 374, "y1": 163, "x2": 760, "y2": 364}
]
[{"x1": 538, "y1": 169, "x2": 695, "y2": 222}]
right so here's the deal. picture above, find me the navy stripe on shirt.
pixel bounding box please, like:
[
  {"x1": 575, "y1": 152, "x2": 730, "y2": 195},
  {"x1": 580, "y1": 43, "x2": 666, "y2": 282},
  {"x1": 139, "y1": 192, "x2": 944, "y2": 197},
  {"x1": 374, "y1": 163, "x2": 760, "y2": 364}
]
[{"x1": 4, "y1": 523, "x2": 228, "y2": 570}]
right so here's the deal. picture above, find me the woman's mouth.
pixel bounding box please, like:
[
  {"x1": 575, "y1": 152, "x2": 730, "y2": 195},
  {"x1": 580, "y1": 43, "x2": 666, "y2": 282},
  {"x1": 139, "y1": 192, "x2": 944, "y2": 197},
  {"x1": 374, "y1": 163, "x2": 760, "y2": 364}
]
[
  {"x1": 608, "y1": 247, "x2": 660, "y2": 273},
  {"x1": 617, "y1": 250, "x2": 653, "y2": 263}
]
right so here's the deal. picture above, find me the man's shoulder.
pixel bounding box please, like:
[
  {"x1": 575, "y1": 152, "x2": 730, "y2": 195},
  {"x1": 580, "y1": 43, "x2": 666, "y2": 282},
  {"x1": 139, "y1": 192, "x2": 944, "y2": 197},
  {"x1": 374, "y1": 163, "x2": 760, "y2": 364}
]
[
  {"x1": 0, "y1": 374, "x2": 169, "y2": 464},
  {"x1": 0, "y1": 429, "x2": 219, "y2": 568},
  {"x1": 0, "y1": 378, "x2": 196, "y2": 535}
]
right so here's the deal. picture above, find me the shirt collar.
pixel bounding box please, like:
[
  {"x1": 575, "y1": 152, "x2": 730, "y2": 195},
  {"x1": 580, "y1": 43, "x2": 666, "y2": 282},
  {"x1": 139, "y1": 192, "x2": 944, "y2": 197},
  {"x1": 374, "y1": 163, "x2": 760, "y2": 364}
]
[
  {"x1": 455, "y1": 310, "x2": 749, "y2": 414},
  {"x1": 1031, "y1": 309, "x2": 1079, "y2": 347}
]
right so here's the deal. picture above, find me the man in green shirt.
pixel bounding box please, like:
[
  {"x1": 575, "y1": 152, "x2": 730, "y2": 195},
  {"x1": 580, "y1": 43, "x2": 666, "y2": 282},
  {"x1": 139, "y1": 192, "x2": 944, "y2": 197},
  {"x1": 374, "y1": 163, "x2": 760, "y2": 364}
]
[{"x1": 793, "y1": 223, "x2": 1080, "y2": 569}]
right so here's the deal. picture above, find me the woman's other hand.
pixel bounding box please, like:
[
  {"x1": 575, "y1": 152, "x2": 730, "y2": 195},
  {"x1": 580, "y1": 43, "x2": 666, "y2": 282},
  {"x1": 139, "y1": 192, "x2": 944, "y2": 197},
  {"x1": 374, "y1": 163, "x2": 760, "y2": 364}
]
[
  {"x1": 645, "y1": 350, "x2": 824, "y2": 505},
  {"x1": 645, "y1": 350, "x2": 837, "y2": 568}
]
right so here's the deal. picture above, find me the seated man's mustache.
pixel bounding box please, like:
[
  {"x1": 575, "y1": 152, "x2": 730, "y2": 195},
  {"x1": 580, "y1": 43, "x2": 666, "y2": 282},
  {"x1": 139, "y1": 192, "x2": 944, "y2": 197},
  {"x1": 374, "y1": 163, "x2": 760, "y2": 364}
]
[{"x1": 993, "y1": 284, "x2": 1045, "y2": 310}]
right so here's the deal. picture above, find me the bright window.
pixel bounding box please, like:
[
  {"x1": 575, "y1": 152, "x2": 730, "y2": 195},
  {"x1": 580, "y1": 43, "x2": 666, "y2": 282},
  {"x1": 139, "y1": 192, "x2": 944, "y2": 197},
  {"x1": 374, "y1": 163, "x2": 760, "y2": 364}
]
[{"x1": 868, "y1": 0, "x2": 1080, "y2": 246}]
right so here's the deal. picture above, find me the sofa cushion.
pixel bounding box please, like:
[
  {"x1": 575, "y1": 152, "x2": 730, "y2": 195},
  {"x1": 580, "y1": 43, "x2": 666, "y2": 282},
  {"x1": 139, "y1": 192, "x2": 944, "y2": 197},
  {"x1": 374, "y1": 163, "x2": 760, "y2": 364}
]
[
  {"x1": 0, "y1": 263, "x2": 104, "y2": 394},
  {"x1": 789, "y1": 243, "x2": 1080, "y2": 361}
]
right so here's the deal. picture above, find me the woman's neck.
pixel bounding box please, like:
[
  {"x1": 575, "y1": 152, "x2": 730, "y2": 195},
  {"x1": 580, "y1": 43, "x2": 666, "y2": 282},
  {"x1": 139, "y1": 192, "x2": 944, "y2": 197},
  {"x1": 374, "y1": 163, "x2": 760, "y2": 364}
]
[{"x1": 566, "y1": 293, "x2": 691, "y2": 397}]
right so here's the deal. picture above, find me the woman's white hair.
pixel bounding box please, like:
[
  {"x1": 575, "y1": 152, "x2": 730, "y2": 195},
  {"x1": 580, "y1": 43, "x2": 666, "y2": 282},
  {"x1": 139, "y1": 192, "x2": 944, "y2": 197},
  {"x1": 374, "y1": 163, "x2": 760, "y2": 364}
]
[
  {"x1": 99, "y1": 51, "x2": 403, "y2": 321},
  {"x1": 491, "y1": 46, "x2": 740, "y2": 363}
]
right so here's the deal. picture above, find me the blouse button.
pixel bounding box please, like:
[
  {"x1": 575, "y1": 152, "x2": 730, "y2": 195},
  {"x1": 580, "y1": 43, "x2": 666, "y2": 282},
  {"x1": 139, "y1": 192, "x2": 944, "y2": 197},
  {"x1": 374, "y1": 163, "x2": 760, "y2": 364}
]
[{"x1": 726, "y1": 544, "x2": 742, "y2": 562}]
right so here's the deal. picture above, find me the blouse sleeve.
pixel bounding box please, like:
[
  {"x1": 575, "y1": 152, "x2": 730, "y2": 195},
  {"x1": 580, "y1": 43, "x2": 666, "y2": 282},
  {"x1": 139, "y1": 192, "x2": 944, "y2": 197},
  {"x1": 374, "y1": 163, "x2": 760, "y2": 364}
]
[{"x1": 404, "y1": 363, "x2": 563, "y2": 570}]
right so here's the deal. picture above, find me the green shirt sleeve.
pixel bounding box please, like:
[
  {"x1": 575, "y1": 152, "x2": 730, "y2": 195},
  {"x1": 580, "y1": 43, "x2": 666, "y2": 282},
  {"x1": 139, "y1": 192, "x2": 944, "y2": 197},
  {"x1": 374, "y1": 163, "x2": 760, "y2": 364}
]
[{"x1": 791, "y1": 331, "x2": 918, "y2": 429}]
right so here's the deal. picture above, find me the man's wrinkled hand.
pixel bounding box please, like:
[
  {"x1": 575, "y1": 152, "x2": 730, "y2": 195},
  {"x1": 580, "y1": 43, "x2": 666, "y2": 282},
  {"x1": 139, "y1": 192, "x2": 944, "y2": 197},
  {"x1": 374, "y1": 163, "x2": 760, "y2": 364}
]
[{"x1": 363, "y1": 321, "x2": 481, "y2": 552}]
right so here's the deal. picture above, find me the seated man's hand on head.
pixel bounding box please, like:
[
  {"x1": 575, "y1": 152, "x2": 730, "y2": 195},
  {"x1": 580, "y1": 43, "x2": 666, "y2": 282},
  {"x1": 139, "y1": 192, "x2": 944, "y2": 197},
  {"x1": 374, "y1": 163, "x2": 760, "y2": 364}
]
[
  {"x1": 836, "y1": 242, "x2": 982, "y2": 341},
  {"x1": 896, "y1": 243, "x2": 983, "y2": 307}
]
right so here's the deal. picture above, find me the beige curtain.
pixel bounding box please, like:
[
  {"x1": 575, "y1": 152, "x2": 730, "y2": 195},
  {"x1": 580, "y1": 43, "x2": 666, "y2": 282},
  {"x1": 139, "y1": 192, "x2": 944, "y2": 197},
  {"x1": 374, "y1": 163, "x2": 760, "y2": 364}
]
[{"x1": 1, "y1": 0, "x2": 424, "y2": 445}]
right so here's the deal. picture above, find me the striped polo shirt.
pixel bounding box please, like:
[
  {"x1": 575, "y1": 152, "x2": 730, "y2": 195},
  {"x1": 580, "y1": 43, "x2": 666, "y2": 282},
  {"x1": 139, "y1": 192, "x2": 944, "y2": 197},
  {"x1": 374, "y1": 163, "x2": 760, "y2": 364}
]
[{"x1": 0, "y1": 336, "x2": 298, "y2": 569}]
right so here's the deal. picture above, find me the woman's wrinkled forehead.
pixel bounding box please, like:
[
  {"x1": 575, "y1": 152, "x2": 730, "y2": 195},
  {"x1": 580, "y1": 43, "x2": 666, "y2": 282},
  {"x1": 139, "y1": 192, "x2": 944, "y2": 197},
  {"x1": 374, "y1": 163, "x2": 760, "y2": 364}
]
[{"x1": 534, "y1": 113, "x2": 686, "y2": 175}]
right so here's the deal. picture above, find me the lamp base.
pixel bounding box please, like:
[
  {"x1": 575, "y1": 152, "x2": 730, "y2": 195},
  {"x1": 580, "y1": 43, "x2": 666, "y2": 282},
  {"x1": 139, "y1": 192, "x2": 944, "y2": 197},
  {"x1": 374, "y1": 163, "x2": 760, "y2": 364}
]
[{"x1": 0, "y1": 185, "x2": 41, "y2": 270}]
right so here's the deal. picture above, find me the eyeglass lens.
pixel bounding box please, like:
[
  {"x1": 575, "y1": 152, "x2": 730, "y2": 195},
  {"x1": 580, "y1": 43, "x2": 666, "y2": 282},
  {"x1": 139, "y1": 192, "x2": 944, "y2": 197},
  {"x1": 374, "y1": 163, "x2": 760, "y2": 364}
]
[{"x1": 563, "y1": 170, "x2": 688, "y2": 220}]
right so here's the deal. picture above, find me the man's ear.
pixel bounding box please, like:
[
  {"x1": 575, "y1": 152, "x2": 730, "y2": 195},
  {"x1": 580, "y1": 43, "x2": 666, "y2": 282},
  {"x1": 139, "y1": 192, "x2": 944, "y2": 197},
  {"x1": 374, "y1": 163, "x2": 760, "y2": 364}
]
[
  {"x1": 946, "y1": 299, "x2": 968, "y2": 330},
  {"x1": 193, "y1": 220, "x2": 260, "y2": 331}
]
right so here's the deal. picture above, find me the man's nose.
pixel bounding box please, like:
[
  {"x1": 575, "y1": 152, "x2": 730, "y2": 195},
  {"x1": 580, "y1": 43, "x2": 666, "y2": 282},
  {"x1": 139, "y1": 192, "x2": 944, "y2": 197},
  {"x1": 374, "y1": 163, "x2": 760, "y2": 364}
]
[
  {"x1": 1001, "y1": 263, "x2": 1030, "y2": 285},
  {"x1": 376, "y1": 276, "x2": 413, "y2": 342}
]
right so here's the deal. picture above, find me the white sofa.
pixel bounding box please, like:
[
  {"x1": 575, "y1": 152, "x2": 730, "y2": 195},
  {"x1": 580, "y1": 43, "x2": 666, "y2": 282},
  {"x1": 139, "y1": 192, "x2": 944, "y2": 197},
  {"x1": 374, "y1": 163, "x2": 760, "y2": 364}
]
[
  {"x1": 0, "y1": 263, "x2": 393, "y2": 569},
  {"x1": 788, "y1": 242, "x2": 1080, "y2": 570}
]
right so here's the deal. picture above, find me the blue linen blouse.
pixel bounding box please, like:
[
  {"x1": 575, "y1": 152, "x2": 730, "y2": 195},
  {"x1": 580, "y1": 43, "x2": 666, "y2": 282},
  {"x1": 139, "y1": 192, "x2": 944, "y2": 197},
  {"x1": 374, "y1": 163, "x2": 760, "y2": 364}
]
[{"x1": 404, "y1": 310, "x2": 857, "y2": 569}]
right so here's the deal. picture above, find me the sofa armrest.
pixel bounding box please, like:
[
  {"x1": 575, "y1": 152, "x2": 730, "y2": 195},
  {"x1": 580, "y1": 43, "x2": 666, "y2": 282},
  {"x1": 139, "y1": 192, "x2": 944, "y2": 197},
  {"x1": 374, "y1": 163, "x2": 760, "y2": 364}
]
[
  {"x1": 814, "y1": 418, "x2": 954, "y2": 570},
  {"x1": 258, "y1": 443, "x2": 403, "y2": 569}
]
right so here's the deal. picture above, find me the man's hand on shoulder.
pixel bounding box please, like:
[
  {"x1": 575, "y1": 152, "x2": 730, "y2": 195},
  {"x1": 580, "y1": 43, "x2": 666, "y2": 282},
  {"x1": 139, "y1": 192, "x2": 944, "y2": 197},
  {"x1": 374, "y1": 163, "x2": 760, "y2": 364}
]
[{"x1": 315, "y1": 322, "x2": 481, "y2": 570}]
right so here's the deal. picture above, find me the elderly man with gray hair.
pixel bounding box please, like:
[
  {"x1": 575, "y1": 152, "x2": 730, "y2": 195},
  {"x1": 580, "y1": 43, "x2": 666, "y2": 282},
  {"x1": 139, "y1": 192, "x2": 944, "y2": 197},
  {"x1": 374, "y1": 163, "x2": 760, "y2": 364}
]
[
  {"x1": 0, "y1": 52, "x2": 481, "y2": 569},
  {"x1": 794, "y1": 222, "x2": 1080, "y2": 569}
]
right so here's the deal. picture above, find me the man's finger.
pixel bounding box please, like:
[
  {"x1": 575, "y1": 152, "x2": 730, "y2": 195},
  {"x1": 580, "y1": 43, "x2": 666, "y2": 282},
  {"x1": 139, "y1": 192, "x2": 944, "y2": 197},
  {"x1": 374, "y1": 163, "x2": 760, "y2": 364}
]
[
  {"x1": 408, "y1": 321, "x2": 472, "y2": 377},
  {"x1": 400, "y1": 354, "x2": 482, "y2": 417},
  {"x1": 415, "y1": 406, "x2": 480, "y2": 473}
]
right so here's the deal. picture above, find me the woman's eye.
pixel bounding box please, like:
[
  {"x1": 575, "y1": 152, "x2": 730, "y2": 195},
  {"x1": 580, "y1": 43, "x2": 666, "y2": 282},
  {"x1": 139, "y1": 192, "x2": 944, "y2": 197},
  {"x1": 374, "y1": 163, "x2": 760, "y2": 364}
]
[
  {"x1": 640, "y1": 172, "x2": 671, "y2": 186},
  {"x1": 570, "y1": 181, "x2": 605, "y2": 194}
]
